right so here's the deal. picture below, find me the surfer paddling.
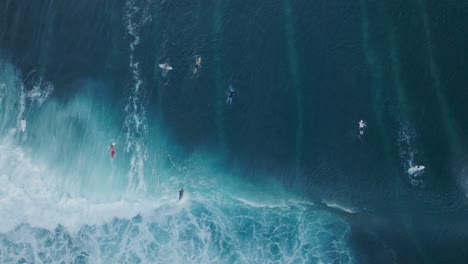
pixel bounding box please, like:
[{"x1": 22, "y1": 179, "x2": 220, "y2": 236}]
[
  {"x1": 226, "y1": 84, "x2": 236, "y2": 104},
  {"x1": 159, "y1": 63, "x2": 173, "y2": 77},
  {"x1": 194, "y1": 56, "x2": 201, "y2": 74},
  {"x1": 408, "y1": 165, "x2": 425, "y2": 175},
  {"x1": 161, "y1": 63, "x2": 172, "y2": 71},
  {"x1": 358, "y1": 120, "x2": 367, "y2": 135}
]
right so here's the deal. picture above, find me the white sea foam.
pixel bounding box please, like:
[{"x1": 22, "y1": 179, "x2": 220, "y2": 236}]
[
  {"x1": 235, "y1": 197, "x2": 314, "y2": 209},
  {"x1": 0, "y1": 121, "x2": 354, "y2": 263},
  {"x1": 398, "y1": 123, "x2": 424, "y2": 187},
  {"x1": 323, "y1": 201, "x2": 360, "y2": 214},
  {"x1": 0, "y1": 136, "x2": 354, "y2": 263},
  {"x1": 27, "y1": 77, "x2": 54, "y2": 106},
  {"x1": 0, "y1": 132, "x2": 154, "y2": 234},
  {"x1": 0, "y1": 127, "x2": 354, "y2": 263},
  {"x1": 0, "y1": 49, "x2": 354, "y2": 264},
  {"x1": 122, "y1": 0, "x2": 152, "y2": 193}
]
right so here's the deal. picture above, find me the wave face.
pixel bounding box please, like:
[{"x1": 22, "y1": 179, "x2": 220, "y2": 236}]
[
  {"x1": 0, "y1": 57, "x2": 352, "y2": 263},
  {"x1": 1, "y1": 0, "x2": 468, "y2": 263},
  {"x1": 0, "y1": 184, "x2": 352, "y2": 263}
]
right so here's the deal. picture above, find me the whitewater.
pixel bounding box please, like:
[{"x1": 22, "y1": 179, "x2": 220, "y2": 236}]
[
  {"x1": 2, "y1": 0, "x2": 468, "y2": 262},
  {"x1": 0, "y1": 7, "x2": 353, "y2": 260}
]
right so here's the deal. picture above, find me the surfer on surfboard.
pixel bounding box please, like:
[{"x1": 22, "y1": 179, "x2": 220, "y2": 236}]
[
  {"x1": 20, "y1": 117, "x2": 26, "y2": 133},
  {"x1": 110, "y1": 142, "x2": 116, "y2": 159},
  {"x1": 194, "y1": 56, "x2": 201, "y2": 74},
  {"x1": 408, "y1": 165, "x2": 425, "y2": 175},
  {"x1": 159, "y1": 63, "x2": 173, "y2": 71},
  {"x1": 358, "y1": 120, "x2": 367, "y2": 135},
  {"x1": 226, "y1": 84, "x2": 236, "y2": 104}
]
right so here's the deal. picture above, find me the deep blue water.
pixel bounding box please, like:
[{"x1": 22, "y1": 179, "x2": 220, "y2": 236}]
[{"x1": 0, "y1": 0, "x2": 467, "y2": 263}]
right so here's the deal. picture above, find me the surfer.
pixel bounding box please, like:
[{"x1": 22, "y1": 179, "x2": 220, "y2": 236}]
[
  {"x1": 162, "y1": 63, "x2": 171, "y2": 70},
  {"x1": 358, "y1": 120, "x2": 367, "y2": 135},
  {"x1": 110, "y1": 142, "x2": 116, "y2": 159},
  {"x1": 159, "y1": 63, "x2": 172, "y2": 78},
  {"x1": 194, "y1": 56, "x2": 201, "y2": 74},
  {"x1": 408, "y1": 165, "x2": 425, "y2": 175},
  {"x1": 226, "y1": 85, "x2": 236, "y2": 104},
  {"x1": 159, "y1": 63, "x2": 173, "y2": 71},
  {"x1": 20, "y1": 117, "x2": 26, "y2": 133},
  {"x1": 179, "y1": 188, "x2": 184, "y2": 200}
]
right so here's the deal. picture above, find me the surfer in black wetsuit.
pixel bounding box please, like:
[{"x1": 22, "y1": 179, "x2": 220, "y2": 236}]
[
  {"x1": 226, "y1": 85, "x2": 236, "y2": 104},
  {"x1": 179, "y1": 188, "x2": 184, "y2": 200}
]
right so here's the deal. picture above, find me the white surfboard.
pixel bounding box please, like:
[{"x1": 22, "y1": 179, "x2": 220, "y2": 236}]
[
  {"x1": 20, "y1": 119, "x2": 26, "y2": 133},
  {"x1": 159, "y1": 64, "x2": 173, "y2": 71},
  {"x1": 408, "y1": 166, "x2": 425, "y2": 175}
]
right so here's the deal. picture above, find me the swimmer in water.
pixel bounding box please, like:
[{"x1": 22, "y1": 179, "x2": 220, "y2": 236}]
[
  {"x1": 226, "y1": 85, "x2": 236, "y2": 104},
  {"x1": 194, "y1": 56, "x2": 201, "y2": 74},
  {"x1": 358, "y1": 120, "x2": 367, "y2": 135},
  {"x1": 110, "y1": 142, "x2": 116, "y2": 159}
]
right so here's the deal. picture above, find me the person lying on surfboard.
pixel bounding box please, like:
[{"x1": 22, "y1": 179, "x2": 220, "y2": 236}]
[
  {"x1": 358, "y1": 120, "x2": 367, "y2": 135},
  {"x1": 226, "y1": 85, "x2": 236, "y2": 104},
  {"x1": 408, "y1": 165, "x2": 425, "y2": 175},
  {"x1": 162, "y1": 63, "x2": 172, "y2": 70},
  {"x1": 194, "y1": 56, "x2": 201, "y2": 74}
]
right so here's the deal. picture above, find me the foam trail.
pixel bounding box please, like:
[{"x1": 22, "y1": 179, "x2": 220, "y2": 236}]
[
  {"x1": 16, "y1": 84, "x2": 25, "y2": 131},
  {"x1": 212, "y1": 0, "x2": 227, "y2": 153},
  {"x1": 284, "y1": 0, "x2": 304, "y2": 177},
  {"x1": 123, "y1": 0, "x2": 151, "y2": 193},
  {"x1": 28, "y1": 77, "x2": 54, "y2": 107},
  {"x1": 20, "y1": 77, "x2": 54, "y2": 132},
  {"x1": 323, "y1": 201, "x2": 360, "y2": 214},
  {"x1": 398, "y1": 124, "x2": 424, "y2": 187},
  {"x1": 379, "y1": 1, "x2": 410, "y2": 118},
  {"x1": 0, "y1": 63, "x2": 20, "y2": 133},
  {"x1": 380, "y1": 2, "x2": 425, "y2": 187},
  {"x1": 416, "y1": 0, "x2": 462, "y2": 155},
  {"x1": 0, "y1": 62, "x2": 53, "y2": 136},
  {"x1": 0, "y1": 83, "x2": 5, "y2": 130},
  {"x1": 358, "y1": 0, "x2": 393, "y2": 164},
  {"x1": 358, "y1": 0, "x2": 380, "y2": 85}
]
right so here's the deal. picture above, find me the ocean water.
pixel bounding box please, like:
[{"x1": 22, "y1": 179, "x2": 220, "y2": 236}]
[{"x1": 0, "y1": 0, "x2": 467, "y2": 263}]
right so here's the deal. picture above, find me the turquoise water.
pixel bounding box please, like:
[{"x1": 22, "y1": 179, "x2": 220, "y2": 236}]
[
  {"x1": 0, "y1": 60, "x2": 352, "y2": 263},
  {"x1": 1, "y1": 0, "x2": 467, "y2": 263}
]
